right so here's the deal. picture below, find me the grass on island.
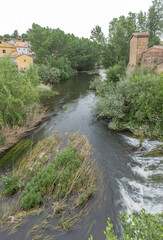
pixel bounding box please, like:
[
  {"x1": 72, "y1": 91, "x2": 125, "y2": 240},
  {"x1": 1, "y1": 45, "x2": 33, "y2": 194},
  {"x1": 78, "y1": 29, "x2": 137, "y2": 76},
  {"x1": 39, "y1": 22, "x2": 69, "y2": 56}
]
[{"x1": 0, "y1": 131, "x2": 98, "y2": 238}]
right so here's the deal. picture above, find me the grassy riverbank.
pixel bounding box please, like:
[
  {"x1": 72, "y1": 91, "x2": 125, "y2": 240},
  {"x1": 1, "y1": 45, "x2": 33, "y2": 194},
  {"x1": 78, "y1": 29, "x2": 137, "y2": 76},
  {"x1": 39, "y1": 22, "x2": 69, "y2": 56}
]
[
  {"x1": 0, "y1": 132, "x2": 97, "y2": 237},
  {"x1": 0, "y1": 57, "x2": 59, "y2": 154}
]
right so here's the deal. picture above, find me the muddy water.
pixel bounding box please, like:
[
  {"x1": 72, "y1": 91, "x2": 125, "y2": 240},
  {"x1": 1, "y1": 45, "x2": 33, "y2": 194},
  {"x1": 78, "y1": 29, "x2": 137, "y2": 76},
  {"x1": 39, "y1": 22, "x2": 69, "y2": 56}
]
[{"x1": 0, "y1": 70, "x2": 162, "y2": 240}]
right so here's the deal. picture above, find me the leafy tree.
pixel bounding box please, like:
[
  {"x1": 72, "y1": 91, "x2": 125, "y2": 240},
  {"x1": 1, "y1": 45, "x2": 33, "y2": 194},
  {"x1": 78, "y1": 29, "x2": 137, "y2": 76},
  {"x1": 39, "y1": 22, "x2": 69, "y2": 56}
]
[
  {"x1": 90, "y1": 25, "x2": 106, "y2": 46},
  {"x1": 28, "y1": 23, "x2": 99, "y2": 73},
  {"x1": 13, "y1": 30, "x2": 19, "y2": 39},
  {"x1": 147, "y1": 0, "x2": 163, "y2": 47}
]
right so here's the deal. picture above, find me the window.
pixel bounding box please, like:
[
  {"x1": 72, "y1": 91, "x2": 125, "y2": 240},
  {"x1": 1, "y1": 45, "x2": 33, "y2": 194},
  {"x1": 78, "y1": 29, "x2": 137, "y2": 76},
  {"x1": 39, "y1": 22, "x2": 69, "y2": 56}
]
[
  {"x1": 3, "y1": 50, "x2": 6, "y2": 53},
  {"x1": 24, "y1": 59, "x2": 26, "y2": 62},
  {"x1": 0, "y1": 41, "x2": 2, "y2": 44}
]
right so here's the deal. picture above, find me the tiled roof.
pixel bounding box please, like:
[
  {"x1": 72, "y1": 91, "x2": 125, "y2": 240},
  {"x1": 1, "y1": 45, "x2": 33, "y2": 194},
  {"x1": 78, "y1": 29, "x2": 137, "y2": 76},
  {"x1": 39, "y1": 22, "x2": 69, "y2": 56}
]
[
  {"x1": 16, "y1": 46, "x2": 28, "y2": 48},
  {"x1": 11, "y1": 54, "x2": 33, "y2": 58}
]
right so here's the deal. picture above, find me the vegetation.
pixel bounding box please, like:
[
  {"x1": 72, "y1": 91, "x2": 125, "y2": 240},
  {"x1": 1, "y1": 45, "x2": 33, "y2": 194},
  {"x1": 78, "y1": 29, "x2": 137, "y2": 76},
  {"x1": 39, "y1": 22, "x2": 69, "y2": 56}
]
[
  {"x1": 1, "y1": 132, "x2": 97, "y2": 232},
  {"x1": 0, "y1": 57, "x2": 48, "y2": 153},
  {"x1": 89, "y1": 209, "x2": 163, "y2": 239},
  {"x1": 37, "y1": 83, "x2": 58, "y2": 98},
  {"x1": 0, "y1": 57, "x2": 40, "y2": 128},
  {"x1": 95, "y1": 66, "x2": 163, "y2": 139},
  {"x1": 1, "y1": 173, "x2": 19, "y2": 196},
  {"x1": 37, "y1": 64, "x2": 60, "y2": 84},
  {"x1": 89, "y1": 77, "x2": 103, "y2": 91}
]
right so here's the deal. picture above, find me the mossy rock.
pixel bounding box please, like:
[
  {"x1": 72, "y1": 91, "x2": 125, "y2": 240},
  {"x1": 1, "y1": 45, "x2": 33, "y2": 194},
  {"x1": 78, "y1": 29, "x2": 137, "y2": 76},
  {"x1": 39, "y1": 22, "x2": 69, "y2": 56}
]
[
  {"x1": 149, "y1": 174, "x2": 163, "y2": 183},
  {"x1": 143, "y1": 149, "x2": 163, "y2": 157}
]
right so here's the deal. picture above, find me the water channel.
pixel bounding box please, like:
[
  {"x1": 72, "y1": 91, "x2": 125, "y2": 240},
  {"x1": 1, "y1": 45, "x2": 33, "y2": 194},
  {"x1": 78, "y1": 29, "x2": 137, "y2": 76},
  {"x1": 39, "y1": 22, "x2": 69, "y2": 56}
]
[{"x1": 0, "y1": 71, "x2": 162, "y2": 240}]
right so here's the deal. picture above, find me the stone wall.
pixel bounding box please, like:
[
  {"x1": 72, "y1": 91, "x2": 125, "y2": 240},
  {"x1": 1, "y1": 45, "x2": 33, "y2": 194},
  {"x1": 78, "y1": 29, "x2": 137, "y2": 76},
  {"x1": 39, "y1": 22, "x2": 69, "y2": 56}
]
[{"x1": 141, "y1": 47, "x2": 163, "y2": 69}]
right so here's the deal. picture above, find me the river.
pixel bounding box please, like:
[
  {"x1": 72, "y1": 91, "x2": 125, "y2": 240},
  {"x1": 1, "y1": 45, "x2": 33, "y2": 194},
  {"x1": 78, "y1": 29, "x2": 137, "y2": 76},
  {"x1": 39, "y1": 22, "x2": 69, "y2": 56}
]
[{"x1": 0, "y1": 70, "x2": 162, "y2": 240}]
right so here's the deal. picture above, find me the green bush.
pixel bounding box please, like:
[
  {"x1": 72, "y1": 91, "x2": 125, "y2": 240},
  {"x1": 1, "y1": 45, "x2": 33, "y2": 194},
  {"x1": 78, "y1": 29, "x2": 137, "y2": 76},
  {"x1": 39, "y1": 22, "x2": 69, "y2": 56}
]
[
  {"x1": 106, "y1": 61, "x2": 125, "y2": 83},
  {"x1": 89, "y1": 209, "x2": 163, "y2": 240},
  {"x1": 21, "y1": 147, "x2": 82, "y2": 210},
  {"x1": 37, "y1": 64, "x2": 60, "y2": 84},
  {"x1": 1, "y1": 173, "x2": 19, "y2": 196},
  {"x1": 0, "y1": 57, "x2": 40, "y2": 128}
]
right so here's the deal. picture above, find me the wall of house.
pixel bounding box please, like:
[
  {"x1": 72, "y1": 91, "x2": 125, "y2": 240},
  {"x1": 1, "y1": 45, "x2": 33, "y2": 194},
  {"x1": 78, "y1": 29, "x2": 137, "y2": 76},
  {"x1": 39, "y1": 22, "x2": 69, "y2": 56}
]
[
  {"x1": 0, "y1": 40, "x2": 16, "y2": 56},
  {"x1": 16, "y1": 55, "x2": 33, "y2": 70},
  {"x1": 16, "y1": 47, "x2": 29, "y2": 55}
]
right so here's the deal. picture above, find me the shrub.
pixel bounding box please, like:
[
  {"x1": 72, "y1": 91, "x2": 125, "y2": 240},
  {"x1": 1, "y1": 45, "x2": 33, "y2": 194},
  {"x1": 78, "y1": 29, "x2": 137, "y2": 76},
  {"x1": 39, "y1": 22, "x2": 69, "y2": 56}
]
[
  {"x1": 37, "y1": 64, "x2": 60, "y2": 84},
  {"x1": 106, "y1": 61, "x2": 125, "y2": 83},
  {"x1": 21, "y1": 147, "x2": 82, "y2": 210},
  {"x1": 1, "y1": 173, "x2": 19, "y2": 196}
]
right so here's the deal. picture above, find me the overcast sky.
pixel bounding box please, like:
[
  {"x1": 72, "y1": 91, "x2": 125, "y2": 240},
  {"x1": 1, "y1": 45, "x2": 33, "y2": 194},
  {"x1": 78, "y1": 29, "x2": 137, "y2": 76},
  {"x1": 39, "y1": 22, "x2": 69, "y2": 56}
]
[{"x1": 1, "y1": 0, "x2": 152, "y2": 38}]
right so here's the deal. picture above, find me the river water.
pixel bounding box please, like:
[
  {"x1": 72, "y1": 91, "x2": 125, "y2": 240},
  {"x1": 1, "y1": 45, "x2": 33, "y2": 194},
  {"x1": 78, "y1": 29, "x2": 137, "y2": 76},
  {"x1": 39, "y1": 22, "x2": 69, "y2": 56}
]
[{"x1": 0, "y1": 70, "x2": 162, "y2": 240}]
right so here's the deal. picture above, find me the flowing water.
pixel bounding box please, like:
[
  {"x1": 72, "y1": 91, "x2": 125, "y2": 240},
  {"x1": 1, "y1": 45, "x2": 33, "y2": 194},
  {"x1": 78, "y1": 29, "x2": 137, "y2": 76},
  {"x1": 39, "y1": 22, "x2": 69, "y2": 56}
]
[{"x1": 0, "y1": 70, "x2": 162, "y2": 240}]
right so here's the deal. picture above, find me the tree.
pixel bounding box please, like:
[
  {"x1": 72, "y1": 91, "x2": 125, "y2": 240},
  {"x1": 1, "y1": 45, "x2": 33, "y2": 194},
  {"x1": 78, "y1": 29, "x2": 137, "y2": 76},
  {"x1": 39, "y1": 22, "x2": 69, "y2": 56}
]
[
  {"x1": 147, "y1": 0, "x2": 163, "y2": 47},
  {"x1": 90, "y1": 25, "x2": 106, "y2": 46},
  {"x1": 13, "y1": 30, "x2": 19, "y2": 39}
]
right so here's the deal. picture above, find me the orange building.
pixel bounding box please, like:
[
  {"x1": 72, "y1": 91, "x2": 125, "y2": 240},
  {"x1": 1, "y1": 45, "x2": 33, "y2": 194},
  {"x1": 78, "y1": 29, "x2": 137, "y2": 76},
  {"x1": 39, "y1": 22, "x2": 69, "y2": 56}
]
[
  {"x1": 0, "y1": 40, "x2": 16, "y2": 57},
  {"x1": 11, "y1": 54, "x2": 33, "y2": 70},
  {"x1": 0, "y1": 40, "x2": 33, "y2": 70}
]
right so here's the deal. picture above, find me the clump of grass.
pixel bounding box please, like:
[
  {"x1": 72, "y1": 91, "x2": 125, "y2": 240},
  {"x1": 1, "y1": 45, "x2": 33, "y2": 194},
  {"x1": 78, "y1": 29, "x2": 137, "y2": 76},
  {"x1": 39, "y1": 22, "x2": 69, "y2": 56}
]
[
  {"x1": 75, "y1": 187, "x2": 94, "y2": 207},
  {"x1": 1, "y1": 173, "x2": 19, "y2": 196},
  {"x1": 143, "y1": 149, "x2": 163, "y2": 157},
  {"x1": 53, "y1": 200, "x2": 67, "y2": 215}
]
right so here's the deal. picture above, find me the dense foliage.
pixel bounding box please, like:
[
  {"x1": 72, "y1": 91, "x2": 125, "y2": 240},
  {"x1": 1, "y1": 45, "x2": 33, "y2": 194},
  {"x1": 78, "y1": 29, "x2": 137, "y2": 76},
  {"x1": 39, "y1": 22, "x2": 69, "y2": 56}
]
[
  {"x1": 95, "y1": 66, "x2": 163, "y2": 139},
  {"x1": 0, "y1": 57, "x2": 40, "y2": 128},
  {"x1": 27, "y1": 24, "x2": 100, "y2": 76},
  {"x1": 89, "y1": 209, "x2": 163, "y2": 240}
]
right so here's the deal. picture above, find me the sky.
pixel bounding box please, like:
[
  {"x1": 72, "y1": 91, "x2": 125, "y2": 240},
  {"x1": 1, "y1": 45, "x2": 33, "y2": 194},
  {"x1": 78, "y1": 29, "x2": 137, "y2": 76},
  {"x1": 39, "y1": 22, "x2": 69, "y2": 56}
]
[{"x1": 1, "y1": 0, "x2": 152, "y2": 38}]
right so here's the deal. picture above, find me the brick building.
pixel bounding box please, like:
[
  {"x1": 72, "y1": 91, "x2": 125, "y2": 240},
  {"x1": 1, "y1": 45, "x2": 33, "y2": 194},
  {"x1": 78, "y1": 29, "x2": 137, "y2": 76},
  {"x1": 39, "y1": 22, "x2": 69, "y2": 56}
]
[{"x1": 128, "y1": 32, "x2": 163, "y2": 74}]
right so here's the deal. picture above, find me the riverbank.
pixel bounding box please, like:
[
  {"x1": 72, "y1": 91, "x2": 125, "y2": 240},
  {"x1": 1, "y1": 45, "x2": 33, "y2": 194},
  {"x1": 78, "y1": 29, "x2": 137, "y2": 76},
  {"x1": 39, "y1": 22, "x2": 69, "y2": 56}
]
[{"x1": 0, "y1": 105, "x2": 47, "y2": 155}]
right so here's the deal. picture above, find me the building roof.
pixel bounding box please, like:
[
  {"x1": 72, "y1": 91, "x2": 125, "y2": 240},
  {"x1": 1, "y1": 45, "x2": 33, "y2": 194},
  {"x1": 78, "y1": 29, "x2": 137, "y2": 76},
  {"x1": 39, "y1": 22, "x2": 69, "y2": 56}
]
[
  {"x1": 11, "y1": 54, "x2": 33, "y2": 59},
  {"x1": 0, "y1": 40, "x2": 16, "y2": 48},
  {"x1": 15, "y1": 46, "x2": 28, "y2": 48},
  {"x1": 143, "y1": 45, "x2": 163, "y2": 54},
  {"x1": 130, "y1": 32, "x2": 150, "y2": 40}
]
